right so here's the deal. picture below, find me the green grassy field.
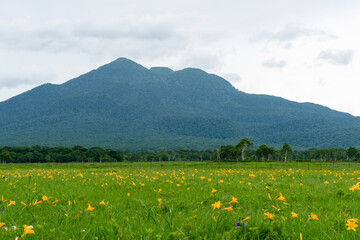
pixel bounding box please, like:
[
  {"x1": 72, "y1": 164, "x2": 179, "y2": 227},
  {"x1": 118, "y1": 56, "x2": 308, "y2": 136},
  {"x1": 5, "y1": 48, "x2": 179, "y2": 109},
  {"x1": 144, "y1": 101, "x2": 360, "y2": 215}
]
[{"x1": 1, "y1": 162, "x2": 360, "y2": 239}]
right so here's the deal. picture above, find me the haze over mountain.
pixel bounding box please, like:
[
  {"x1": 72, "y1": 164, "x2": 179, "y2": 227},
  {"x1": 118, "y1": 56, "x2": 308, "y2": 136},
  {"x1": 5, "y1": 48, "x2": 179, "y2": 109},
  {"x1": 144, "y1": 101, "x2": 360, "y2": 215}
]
[{"x1": 1, "y1": 58, "x2": 360, "y2": 151}]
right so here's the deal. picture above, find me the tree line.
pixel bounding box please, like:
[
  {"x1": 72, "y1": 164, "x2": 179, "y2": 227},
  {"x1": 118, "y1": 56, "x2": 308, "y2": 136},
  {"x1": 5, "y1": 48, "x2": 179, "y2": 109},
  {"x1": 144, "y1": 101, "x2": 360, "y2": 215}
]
[{"x1": 0, "y1": 140, "x2": 360, "y2": 164}]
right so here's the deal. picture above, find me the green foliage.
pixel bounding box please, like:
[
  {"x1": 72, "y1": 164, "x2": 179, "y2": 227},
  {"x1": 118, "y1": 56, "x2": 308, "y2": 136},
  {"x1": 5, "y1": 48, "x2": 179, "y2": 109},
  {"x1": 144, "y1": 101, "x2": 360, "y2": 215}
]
[
  {"x1": 0, "y1": 151, "x2": 12, "y2": 163},
  {"x1": 1, "y1": 144, "x2": 360, "y2": 164}
]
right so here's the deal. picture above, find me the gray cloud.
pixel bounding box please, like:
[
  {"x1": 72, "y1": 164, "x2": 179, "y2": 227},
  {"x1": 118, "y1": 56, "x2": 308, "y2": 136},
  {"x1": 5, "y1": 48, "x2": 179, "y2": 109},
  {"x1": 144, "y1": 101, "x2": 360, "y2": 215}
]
[
  {"x1": 317, "y1": 49, "x2": 354, "y2": 65},
  {"x1": 72, "y1": 22, "x2": 176, "y2": 41},
  {"x1": 254, "y1": 26, "x2": 337, "y2": 42},
  {"x1": 0, "y1": 76, "x2": 46, "y2": 88},
  {"x1": 222, "y1": 73, "x2": 242, "y2": 83},
  {"x1": 179, "y1": 51, "x2": 223, "y2": 71},
  {"x1": 262, "y1": 58, "x2": 286, "y2": 68}
]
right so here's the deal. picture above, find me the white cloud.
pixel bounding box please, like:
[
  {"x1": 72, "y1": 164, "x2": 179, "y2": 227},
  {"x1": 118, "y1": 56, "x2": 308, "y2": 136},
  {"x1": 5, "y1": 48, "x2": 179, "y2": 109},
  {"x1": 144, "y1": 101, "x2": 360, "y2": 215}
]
[
  {"x1": 317, "y1": 49, "x2": 354, "y2": 65},
  {"x1": 1, "y1": 0, "x2": 360, "y2": 117},
  {"x1": 222, "y1": 73, "x2": 242, "y2": 83},
  {"x1": 262, "y1": 58, "x2": 286, "y2": 68},
  {"x1": 253, "y1": 26, "x2": 337, "y2": 44}
]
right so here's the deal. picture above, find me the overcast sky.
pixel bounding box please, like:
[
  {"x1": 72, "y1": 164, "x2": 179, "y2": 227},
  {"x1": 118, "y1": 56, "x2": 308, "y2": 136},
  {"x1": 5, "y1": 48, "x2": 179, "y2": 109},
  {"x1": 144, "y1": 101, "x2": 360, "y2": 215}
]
[{"x1": 1, "y1": 0, "x2": 360, "y2": 116}]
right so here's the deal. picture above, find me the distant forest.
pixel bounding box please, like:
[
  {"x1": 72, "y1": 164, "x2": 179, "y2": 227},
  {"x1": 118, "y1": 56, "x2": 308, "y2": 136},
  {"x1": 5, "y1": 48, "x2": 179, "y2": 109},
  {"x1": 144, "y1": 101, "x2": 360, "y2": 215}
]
[{"x1": 1, "y1": 139, "x2": 360, "y2": 163}]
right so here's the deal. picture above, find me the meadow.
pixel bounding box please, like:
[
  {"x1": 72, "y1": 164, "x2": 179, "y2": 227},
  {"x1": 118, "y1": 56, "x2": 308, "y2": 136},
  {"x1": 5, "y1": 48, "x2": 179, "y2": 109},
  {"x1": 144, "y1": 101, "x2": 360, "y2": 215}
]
[{"x1": 1, "y1": 162, "x2": 360, "y2": 239}]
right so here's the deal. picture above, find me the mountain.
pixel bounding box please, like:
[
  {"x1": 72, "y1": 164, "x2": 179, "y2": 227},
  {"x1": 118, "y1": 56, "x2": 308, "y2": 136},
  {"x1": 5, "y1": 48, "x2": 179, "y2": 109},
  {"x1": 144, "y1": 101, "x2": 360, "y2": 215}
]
[{"x1": 1, "y1": 57, "x2": 360, "y2": 151}]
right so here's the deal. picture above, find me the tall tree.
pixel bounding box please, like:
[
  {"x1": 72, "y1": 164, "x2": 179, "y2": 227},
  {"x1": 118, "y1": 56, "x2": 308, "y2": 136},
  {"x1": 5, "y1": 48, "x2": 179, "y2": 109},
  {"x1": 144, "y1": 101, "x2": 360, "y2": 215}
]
[
  {"x1": 346, "y1": 147, "x2": 358, "y2": 160},
  {"x1": 0, "y1": 151, "x2": 12, "y2": 164},
  {"x1": 235, "y1": 138, "x2": 253, "y2": 161},
  {"x1": 281, "y1": 142, "x2": 293, "y2": 162},
  {"x1": 220, "y1": 145, "x2": 236, "y2": 161},
  {"x1": 256, "y1": 144, "x2": 276, "y2": 161}
]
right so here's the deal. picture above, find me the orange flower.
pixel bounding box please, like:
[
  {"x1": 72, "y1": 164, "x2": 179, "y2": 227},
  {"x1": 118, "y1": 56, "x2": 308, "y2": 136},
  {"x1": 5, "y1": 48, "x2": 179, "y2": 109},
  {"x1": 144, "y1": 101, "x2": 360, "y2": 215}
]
[
  {"x1": 21, "y1": 201, "x2": 28, "y2": 207},
  {"x1": 271, "y1": 205, "x2": 279, "y2": 211},
  {"x1": 264, "y1": 212, "x2": 274, "y2": 220},
  {"x1": 0, "y1": 222, "x2": 5, "y2": 227},
  {"x1": 52, "y1": 200, "x2": 59, "y2": 204},
  {"x1": 23, "y1": 225, "x2": 35, "y2": 235},
  {"x1": 212, "y1": 201, "x2": 222, "y2": 210},
  {"x1": 348, "y1": 218, "x2": 359, "y2": 223},
  {"x1": 42, "y1": 196, "x2": 51, "y2": 202},
  {"x1": 211, "y1": 188, "x2": 217, "y2": 194},
  {"x1": 346, "y1": 219, "x2": 358, "y2": 231},
  {"x1": 349, "y1": 183, "x2": 360, "y2": 191},
  {"x1": 290, "y1": 211, "x2": 298, "y2": 218},
  {"x1": 7, "y1": 200, "x2": 15, "y2": 207},
  {"x1": 223, "y1": 206, "x2": 233, "y2": 211},
  {"x1": 276, "y1": 193, "x2": 286, "y2": 201},
  {"x1": 87, "y1": 203, "x2": 95, "y2": 211},
  {"x1": 229, "y1": 196, "x2": 238, "y2": 204},
  {"x1": 310, "y1": 213, "x2": 319, "y2": 220},
  {"x1": 99, "y1": 200, "x2": 106, "y2": 205}
]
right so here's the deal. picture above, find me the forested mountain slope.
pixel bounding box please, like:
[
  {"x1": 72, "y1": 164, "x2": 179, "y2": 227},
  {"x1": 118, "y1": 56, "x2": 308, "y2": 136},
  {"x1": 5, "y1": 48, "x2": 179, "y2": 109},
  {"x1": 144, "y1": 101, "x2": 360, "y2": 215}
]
[{"x1": 1, "y1": 58, "x2": 360, "y2": 151}]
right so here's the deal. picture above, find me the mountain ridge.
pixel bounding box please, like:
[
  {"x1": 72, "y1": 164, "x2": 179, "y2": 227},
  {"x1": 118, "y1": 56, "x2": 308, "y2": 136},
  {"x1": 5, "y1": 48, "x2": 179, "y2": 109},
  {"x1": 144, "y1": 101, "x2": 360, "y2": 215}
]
[{"x1": 1, "y1": 57, "x2": 359, "y2": 151}]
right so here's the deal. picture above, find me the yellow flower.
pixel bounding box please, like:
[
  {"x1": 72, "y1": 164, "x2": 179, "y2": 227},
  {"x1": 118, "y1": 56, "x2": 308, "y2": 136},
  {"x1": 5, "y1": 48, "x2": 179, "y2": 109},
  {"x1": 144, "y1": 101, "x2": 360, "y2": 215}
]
[
  {"x1": 99, "y1": 200, "x2": 106, "y2": 205},
  {"x1": 276, "y1": 193, "x2": 286, "y2": 201},
  {"x1": 229, "y1": 196, "x2": 238, "y2": 204},
  {"x1": 211, "y1": 188, "x2": 217, "y2": 194},
  {"x1": 7, "y1": 200, "x2": 15, "y2": 207},
  {"x1": 223, "y1": 206, "x2": 233, "y2": 211},
  {"x1": 346, "y1": 219, "x2": 358, "y2": 231},
  {"x1": 349, "y1": 183, "x2": 360, "y2": 191},
  {"x1": 310, "y1": 213, "x2": 319, "y2": 220},
  {"x1": 264, "y1": 212, "x2": 274, "y2": 220},
  {"x1": 212, "y1": 201, "x2": 222, "y2": 210},
  {"x1": 290, "y1": 211, "x2": 298, "y2": 218},
  {"x1": 348, "y1": 218, "x2": 359, "y2": 223},
  {"x1": 219, "y1": 180, "x2": 224, "y2": 183},
  {"x1": 23, "y1": 225, "x2": 35, "y2": 235},
  {"x1": 324, "y1": 181, "x2": 329, "y2": 184},
  {"x1": 42, "y1": 196, "x2": 50, "y2": 202},
  {"x1": 87, "y1": 204, "x2": 95, "y2": 211}
]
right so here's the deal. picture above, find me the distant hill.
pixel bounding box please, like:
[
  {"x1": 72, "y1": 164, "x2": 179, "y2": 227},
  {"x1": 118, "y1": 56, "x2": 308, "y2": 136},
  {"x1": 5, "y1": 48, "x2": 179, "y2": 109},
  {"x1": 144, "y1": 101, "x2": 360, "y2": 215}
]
[{"x1": 1, "y1": 57, "x2": 360, "y2": 151}]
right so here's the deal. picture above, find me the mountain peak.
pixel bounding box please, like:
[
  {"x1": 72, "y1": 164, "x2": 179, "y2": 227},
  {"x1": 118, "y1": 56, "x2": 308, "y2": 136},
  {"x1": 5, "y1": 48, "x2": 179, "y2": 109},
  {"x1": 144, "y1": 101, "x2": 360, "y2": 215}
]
[
  {"x1": 1, "y1": 58, "x2": 360, "y2": 151},
  {"x1": 100, "y1": 57, "x2": 148, "y2": 71}
]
